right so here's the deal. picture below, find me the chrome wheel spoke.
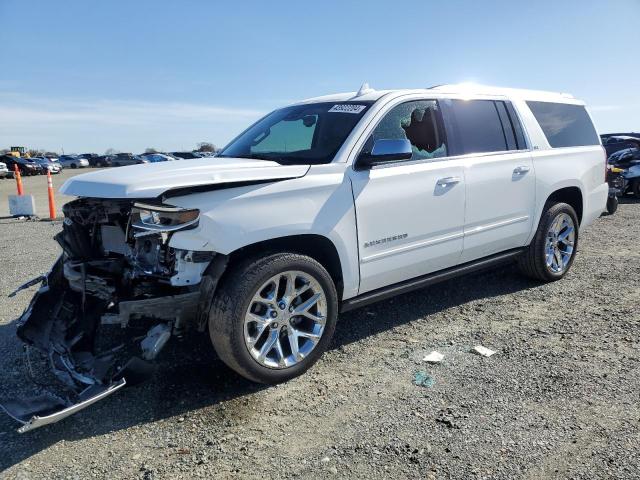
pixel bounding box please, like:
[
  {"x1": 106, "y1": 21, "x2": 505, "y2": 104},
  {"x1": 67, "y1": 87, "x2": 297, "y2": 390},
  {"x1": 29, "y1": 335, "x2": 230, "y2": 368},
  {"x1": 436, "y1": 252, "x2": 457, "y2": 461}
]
[
  {"x1": 258, "y1": 328, "x2": 279, "y2": 361},
  {"x1": 294, "y1": 292, "x2": 322, "y2": 315},
  {"x1": 558, "y1": 226, "x2": 573, "y2": 242},
  {"x1": 300, "y1": 310, "x2": 326, "y2": 324},
  {"x1": 292, "y1": 328, "x2": 321, "y2": 342},
  {"x1": 294, "y1": 282, "x2": 311, "y2": 299},
  {"x1": 287, "y1": 328, "x2": 302, "y2": 361},
  {"x1": 283, "y1": 272, "x2": 296, "y2": 300},
  {"x1": 253, "y1": 280, "x2": 278, "y2": 308},
  {"x1": 274, "y1": 334, "x2": 286, "y2": 367},
  {"x1": 554, "y1": 249, "x2": 563, "y2": 269}
]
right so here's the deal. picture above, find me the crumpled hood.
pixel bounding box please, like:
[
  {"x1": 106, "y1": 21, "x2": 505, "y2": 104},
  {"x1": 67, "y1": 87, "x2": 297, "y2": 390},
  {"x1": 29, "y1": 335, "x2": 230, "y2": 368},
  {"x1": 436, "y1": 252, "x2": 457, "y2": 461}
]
[{"x1": 59, "y1": 157, "x2": 310, "y2": 199}]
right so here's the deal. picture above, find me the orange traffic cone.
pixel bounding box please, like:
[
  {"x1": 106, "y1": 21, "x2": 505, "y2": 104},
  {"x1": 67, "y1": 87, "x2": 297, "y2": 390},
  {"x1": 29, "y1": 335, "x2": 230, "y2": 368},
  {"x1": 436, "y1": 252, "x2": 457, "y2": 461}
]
[
  {"x1": 47, "y1": 169, "x2": 56, "y2": 220},
  {"x1": 14, "y1": 163, "x2": 24, "y2": 196}
]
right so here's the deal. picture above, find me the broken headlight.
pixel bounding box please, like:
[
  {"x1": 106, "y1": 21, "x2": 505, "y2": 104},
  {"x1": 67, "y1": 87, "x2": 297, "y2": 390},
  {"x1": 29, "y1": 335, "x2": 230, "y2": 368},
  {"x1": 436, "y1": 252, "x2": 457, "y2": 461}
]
[{"x1": 131, "y1": 203, "x2": 199, "y2": 232}]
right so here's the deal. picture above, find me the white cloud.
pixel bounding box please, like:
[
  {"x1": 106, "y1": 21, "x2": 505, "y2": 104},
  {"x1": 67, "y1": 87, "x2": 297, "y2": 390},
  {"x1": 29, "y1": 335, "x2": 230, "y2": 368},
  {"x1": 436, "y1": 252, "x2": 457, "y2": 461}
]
[{"x1": 0, "y1": 93, "x2": 266, "y2": 153}]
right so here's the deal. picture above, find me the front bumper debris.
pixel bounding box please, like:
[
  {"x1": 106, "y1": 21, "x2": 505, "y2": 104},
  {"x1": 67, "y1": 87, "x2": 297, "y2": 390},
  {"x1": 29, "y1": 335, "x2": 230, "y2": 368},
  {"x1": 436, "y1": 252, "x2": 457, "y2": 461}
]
[
  {"x1": 2, "y1": 257, "x2": 200, "y2": 433},
  {"x1": 1, "y1": 198, "x2": 213, "y2": 432}
]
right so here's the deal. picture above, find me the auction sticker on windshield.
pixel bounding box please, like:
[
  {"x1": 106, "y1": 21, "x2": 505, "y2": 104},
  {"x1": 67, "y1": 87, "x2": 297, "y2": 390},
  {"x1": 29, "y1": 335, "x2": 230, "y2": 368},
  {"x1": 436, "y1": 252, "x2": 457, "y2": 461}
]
[{"x1": 328, "y1": 104, "x2": 367, "y2": 114}]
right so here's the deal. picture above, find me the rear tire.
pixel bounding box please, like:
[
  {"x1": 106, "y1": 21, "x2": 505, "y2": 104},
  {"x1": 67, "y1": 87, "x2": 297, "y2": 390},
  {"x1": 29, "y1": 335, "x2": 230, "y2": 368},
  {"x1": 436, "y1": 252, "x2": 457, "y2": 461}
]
[
  {"x1": 632, "y1": 180, "x2": 640, "y2": 199},
  {"x1": 518, "y1": 202, "x2": 579, "y2": 282},
  {"x1": 209, "y1": 253, "x2": 338, "y2": 384},
  {"x1": 70, "y1": 163, "x2": 77, "y2": 169}
]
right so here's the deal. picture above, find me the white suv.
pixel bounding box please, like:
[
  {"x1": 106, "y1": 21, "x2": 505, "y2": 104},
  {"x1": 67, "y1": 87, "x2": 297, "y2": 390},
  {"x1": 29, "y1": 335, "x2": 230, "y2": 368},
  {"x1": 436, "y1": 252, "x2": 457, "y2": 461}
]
[{"x1": 6, "y1": 84, "x2": 607, "y2": 431}]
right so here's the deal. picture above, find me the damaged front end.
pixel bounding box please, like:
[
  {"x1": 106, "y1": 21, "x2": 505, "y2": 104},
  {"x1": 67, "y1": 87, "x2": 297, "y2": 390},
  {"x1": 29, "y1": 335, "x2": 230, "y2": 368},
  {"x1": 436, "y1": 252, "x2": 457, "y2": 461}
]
[{"x1": 2, "y1": 198, "x2": 216, "y2": 432}]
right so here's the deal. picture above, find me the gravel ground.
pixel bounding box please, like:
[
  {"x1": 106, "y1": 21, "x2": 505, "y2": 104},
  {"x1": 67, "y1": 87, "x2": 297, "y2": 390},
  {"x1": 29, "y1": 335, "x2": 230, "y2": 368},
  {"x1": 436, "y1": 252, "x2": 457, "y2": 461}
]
[{"x1": 0, "y1": 200, "x2": 638, "y2": 479}]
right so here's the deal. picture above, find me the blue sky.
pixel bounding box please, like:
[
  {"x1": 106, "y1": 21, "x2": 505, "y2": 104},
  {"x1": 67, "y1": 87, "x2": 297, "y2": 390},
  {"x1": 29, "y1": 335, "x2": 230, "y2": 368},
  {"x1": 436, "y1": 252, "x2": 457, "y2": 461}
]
[{"x1": 0, "y1": 0, "x2": 638, "y2": 154}]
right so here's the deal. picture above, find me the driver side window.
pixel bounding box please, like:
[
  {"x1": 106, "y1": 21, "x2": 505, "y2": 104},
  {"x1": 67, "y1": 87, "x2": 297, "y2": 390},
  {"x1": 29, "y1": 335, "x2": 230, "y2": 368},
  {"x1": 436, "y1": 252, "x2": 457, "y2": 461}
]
[{"x1": 365, "y1": 100, "x2": 448, "y2": 161}]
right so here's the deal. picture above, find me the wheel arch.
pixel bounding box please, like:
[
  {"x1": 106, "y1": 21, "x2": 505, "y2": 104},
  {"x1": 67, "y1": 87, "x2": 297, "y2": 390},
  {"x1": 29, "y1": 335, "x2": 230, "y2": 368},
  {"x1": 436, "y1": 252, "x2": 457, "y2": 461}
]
[
  {"x1": 526, "y1": 184, "x2": 584, "y2": 246},
  {"x1": 227, "y1": 234, "x2": 345, "y2": 300},
  {"x1": 546, "y1": 186, "x2": 583, "y2": 224}
]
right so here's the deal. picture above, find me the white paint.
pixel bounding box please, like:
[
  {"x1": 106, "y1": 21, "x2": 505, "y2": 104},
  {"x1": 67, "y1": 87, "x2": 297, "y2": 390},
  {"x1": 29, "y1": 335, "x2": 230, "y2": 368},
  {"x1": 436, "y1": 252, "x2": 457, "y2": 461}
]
[{"x1": 59, "y1": 157, "x2": 309, "y2": 198}]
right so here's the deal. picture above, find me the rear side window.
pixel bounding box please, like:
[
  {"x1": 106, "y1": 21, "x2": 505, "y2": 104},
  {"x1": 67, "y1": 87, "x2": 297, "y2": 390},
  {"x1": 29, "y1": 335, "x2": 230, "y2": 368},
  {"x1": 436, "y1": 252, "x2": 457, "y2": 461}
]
[
  {"x1": 448, "y1": 100, "x2": 510, "y2": 154},
  {"x1": 526, "y1": 101, "x2": 600, "y2": 148}
]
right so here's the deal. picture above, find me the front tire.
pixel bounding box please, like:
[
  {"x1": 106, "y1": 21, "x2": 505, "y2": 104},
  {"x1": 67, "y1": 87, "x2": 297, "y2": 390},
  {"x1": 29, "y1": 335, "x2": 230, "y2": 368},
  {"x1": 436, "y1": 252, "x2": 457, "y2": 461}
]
[
  {"x1": 209, "y1": 253, "x2": 338, "y2": 384},
  {"x1": 632, "y1": 180, "x2": 640, "y2": 199},
  {"x1": 606, "y1": 196, "x2": 619, "y2": 215},
  {"x1": 518, "y1": 202, "x2": 579, "y2": 282}
]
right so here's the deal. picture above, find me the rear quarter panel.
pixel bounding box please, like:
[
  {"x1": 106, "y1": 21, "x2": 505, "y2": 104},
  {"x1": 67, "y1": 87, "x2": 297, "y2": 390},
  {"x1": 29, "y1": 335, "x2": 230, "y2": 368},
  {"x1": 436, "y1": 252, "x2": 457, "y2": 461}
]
[{"x1": 513, "y1": 98, "x2": 607, "y2": 242}]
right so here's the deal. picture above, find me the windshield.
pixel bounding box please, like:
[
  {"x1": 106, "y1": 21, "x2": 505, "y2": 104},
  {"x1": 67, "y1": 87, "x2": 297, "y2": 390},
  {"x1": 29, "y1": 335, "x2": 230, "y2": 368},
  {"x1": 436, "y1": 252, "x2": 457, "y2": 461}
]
[{"x1": 218, "y1": 101, "x2": 373, "y2": 165}]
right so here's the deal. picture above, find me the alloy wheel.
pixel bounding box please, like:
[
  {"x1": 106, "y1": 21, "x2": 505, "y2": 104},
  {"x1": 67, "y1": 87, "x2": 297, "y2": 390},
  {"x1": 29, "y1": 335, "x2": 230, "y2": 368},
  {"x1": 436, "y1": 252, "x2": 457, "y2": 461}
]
[
  {"x1": 545, "y1": 213, "x2": 575, "y2": 274},
  {"x1": 243, "y1": 270, "x2": 327, "y2": 369}
]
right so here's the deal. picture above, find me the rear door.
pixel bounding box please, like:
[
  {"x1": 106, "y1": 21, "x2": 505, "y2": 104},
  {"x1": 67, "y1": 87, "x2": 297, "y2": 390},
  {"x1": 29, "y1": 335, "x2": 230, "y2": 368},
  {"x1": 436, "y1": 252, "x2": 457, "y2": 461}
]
[
  {"x1": 442, "y1": 98, "x2": 535, "y2": 263},
  {"x1": 349, "y1": 99, "x2": 466, "y2": 293}
]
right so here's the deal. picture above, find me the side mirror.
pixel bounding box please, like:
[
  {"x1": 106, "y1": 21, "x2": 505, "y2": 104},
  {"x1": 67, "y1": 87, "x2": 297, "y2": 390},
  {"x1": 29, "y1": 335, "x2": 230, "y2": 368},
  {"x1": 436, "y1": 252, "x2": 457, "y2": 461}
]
[{"x1": 356, "y1": 139, "x2": 412, "y2": 169}]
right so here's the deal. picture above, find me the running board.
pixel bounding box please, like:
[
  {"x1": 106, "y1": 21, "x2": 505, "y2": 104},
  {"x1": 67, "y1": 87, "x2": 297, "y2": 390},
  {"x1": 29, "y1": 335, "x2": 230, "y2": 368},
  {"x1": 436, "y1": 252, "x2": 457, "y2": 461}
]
[{"x1": 341, "y1": 248, "x2": 524, "y2": 313}]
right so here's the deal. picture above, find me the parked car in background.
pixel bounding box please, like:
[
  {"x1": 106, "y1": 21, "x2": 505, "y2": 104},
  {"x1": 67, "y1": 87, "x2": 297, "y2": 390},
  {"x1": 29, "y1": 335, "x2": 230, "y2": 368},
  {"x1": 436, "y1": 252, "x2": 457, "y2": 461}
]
[
  {"x1": 141, "y1": 153, "x2": 175, "y2": 163},
  {"x1": 90, "y1": 155, "x2": 113, "y2": 167},
  {"x1": 608, "y1": 147, "x2": 640, "y2": 198},
  {"x1": 0, "y1": 160, "x2": 9, "y2": 178},
  {"x1": 32, "y1": 157, "x2": 62, "y2": 174},
  {"x1": 601, "y1": 135, "x2": 640, "y2": 157},
  {"x1": 608, "y1": 147, "x2": 640, "y2": 168},
  {"x1": 110, "y1": 153, "x2": 148, "y2": 166},
  {"x1": 0, "y1": 155, "x2": 43, "y2": 175},
  {"x1": 59, "y1": 155, "x2": 89, "y2": 169},
  {"x1": 79, "y1": 153, "x2": 98, "y2": 161},
  {"x1": 601, "y1": 132, "x2": 640, "y2": 141},
  {"x1": 171, "y1": 151, "x2": 202, "y2": 159}
]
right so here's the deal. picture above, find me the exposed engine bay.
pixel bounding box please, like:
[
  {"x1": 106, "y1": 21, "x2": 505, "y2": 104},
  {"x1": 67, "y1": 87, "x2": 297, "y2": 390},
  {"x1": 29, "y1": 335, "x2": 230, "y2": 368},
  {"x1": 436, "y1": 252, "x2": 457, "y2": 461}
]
[{"x1": 2, "y1": 198, "x2": 218, "y2": 432}]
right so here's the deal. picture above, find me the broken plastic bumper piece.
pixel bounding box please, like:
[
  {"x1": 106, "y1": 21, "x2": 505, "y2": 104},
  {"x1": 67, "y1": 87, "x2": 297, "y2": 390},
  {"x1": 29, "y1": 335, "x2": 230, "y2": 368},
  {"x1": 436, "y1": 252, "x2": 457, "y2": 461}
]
[{"x1": 1, "y1": 378, "x2": 126, "y2": 433}]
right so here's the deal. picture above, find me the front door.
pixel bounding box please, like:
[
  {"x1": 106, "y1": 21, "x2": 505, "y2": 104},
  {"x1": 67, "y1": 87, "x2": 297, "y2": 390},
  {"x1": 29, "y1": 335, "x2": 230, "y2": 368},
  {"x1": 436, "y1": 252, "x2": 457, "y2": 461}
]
[{"x1": 349, "y1": 99, "x2": 466, "y2": 294}]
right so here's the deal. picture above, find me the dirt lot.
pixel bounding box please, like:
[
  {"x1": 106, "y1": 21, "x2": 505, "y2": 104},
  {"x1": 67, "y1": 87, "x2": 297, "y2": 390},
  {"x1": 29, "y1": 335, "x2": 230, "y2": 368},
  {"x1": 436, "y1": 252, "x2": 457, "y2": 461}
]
[{"x1": 0, "y1": 199, "x2": 638, "y2": 479}]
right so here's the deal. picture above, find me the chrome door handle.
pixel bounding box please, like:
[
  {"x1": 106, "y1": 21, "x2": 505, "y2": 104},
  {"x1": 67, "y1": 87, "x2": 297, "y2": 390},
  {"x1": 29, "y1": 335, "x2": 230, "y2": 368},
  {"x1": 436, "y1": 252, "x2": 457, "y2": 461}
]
[
  {"x1": 513, "y1": 166, "x2": 530, "y2": 175},
  {"x1": 436, "y1": 176, "x2": 461, "y2": 187}
]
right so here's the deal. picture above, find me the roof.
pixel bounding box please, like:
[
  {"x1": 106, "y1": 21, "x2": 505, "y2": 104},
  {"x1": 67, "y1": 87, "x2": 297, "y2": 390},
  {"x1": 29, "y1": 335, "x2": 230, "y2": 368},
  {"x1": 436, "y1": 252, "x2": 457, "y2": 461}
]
[{"x1": 294, "y1": 83, "x2": 581, "y2": 106}]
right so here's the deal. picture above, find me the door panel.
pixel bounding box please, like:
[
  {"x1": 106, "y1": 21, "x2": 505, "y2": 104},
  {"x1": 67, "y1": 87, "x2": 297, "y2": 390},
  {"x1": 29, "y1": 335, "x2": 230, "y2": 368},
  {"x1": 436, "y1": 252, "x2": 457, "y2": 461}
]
[
  {"x1": 460, "y1": 151, "x2": 535, "y2": 262},
  {"x1": 350, "y1": 159, "x2": 466, "y2": 293}
]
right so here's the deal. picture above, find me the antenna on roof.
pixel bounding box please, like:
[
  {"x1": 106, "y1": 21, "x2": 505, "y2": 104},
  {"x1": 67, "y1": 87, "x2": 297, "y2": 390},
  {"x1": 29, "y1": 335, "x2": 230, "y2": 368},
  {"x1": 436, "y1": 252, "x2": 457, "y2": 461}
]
[{"x1": 355, "y1": 82, "x2": 374, "y2": 97}]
